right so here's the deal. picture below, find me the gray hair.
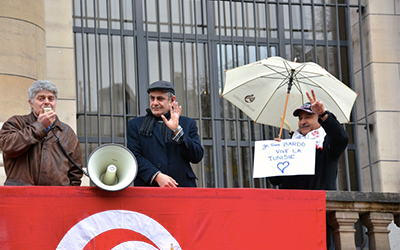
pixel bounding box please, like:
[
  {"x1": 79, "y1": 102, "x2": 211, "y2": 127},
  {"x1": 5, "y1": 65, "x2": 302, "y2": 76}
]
[
  {"x1": 28, "y1": 80, "x2": 58, "y2": 102},
  {"x1": 166, "y1": 91, "x2": 175, "y2": 100}
]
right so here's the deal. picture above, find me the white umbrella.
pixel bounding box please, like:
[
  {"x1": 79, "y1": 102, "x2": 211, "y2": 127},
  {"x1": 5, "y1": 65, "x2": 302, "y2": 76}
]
[{"x1": 221, "y1": 56, "x2": 357, "y2": 138}]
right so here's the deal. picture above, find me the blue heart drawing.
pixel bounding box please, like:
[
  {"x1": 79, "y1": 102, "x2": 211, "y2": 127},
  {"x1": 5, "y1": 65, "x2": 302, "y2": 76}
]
[{"x1": 277, "y1": 161, "x2": 290, "y2": 173}]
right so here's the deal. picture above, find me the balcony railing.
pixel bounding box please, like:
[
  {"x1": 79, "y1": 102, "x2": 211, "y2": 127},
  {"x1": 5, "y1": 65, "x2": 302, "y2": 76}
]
[
  {"x1": 326, "y1": 191, "x2": 400, "y2": 250},
  {"x1": 0, "y1": 155, "x2": 398, "y2": 250}
]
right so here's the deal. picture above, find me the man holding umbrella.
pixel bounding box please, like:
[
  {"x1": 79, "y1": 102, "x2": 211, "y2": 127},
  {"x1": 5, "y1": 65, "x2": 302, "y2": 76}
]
[{"x1": 269, "y1": 90, "x2": 349, "y2": 190}]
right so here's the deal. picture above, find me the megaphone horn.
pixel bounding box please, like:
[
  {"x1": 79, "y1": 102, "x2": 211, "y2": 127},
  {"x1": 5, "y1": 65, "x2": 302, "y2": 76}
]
[{"x1": 87, "y1": 144, "x2": 138, "y2": 191}]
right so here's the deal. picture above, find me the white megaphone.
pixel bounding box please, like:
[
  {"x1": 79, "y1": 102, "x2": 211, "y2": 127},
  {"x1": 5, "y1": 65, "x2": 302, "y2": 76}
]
[{"x1": 87, "y1": 144, "x2": 138, "y2": 191}]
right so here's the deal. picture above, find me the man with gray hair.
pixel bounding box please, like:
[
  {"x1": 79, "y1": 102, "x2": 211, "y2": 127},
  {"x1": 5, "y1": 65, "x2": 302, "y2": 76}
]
[
  {"x1": 0, "y1": 80, "x2": 83, "y2": 186},
  {"x1": 127, "y1": 80, "x2": 203, "y2": 187}
]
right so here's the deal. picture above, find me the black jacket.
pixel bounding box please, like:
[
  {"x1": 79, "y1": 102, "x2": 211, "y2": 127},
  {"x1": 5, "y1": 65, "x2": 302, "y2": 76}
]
[
  {"x1": 127, "y1": 115, "x2": 203, "y2": 187},
  {"x1": 269, "y1": 112, "x2": 349, "y2": 190}
]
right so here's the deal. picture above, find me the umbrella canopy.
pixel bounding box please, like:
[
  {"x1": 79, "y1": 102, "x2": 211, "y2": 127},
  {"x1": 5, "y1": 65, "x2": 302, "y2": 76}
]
[{"x1": 221, "y1": 56, "x2": 357, "y2": 133}]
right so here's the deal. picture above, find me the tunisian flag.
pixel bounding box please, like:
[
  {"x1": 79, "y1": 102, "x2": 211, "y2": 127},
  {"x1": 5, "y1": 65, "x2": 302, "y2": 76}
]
[{"x1": 0, "y1": 187, "x2": 325, "y2": 249}]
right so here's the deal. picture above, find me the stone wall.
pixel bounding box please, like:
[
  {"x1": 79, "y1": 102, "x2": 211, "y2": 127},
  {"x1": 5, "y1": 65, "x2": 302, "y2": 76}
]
[{"x1": 352, "y1": 0, "x2": 400, "y2": 192}]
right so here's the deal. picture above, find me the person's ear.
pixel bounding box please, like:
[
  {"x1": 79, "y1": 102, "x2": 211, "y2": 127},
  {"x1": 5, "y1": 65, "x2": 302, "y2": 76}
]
[{"x1": 170, "y1": 96, "x2": 176, "y2": 102}]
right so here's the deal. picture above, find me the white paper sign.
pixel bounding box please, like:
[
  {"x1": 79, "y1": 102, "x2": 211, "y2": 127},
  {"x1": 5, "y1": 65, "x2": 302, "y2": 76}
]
[{"x1": 253, "y1": 139, "x2": 316, "y2": 178}]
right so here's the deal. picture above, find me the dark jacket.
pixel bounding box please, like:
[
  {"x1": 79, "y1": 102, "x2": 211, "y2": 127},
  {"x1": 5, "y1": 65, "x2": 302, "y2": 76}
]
[
  {"x1": 127, "y1": 115, "x2": 203, "y2": 187},
  {"x1": 269, "y1": 112, "x2": 349, "y2": 190},
  {"x1": 0, "y1": 112, "x2": 83, "y2": 186}
]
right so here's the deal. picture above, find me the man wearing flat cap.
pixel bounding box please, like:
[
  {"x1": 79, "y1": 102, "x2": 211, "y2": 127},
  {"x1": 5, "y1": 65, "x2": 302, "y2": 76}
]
[
  {"x1": 127, "y1": 80, "x2": 203, "y2": 187},
  {"x1": 269, "y1": 90, "x2": 349, "y2": 190}
]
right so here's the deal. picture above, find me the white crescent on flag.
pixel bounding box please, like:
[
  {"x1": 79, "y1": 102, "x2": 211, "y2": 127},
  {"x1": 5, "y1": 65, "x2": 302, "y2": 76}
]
[{"x1": 56, "y1": 210, "x2": 181, "y2": 250}]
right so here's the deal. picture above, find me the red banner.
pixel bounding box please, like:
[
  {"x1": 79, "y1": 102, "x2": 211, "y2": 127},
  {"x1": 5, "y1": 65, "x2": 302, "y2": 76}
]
[{"x1": 0, "y1": 187, "x2": 326, "y2": 249}]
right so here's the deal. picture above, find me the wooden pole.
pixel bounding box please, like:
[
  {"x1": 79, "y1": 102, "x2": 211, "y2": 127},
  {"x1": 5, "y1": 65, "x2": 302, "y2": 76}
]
[{"x1": 278, "y1": 92, "x2": 290, "y2": 139}]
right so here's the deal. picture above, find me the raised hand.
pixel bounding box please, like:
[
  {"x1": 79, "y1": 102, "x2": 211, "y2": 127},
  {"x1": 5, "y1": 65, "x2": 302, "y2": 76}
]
[
  {"x1": 306, "y1": 89, "x2": 325, "y2": 116},
  {"x1": 161, "y1": 101, "x2": 181, "y2": 132}
]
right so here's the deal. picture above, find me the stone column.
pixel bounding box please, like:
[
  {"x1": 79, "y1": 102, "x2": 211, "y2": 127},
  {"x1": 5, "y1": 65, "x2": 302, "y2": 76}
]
[
  {"x1": 360, "y1": 212, "x2": 394, "y2": 250},
  {"x1": 351, "y1": 0, "x2": 400, "y2": 193},
  {"x1": 0, "y1": 0, "x2": 47, "y2": 120},
  {"x1": 328, "y1": 211, "x2": 359, "y2": 250},
  {"x1": 44, "y1": 0, "x2": 78, "y2": 130}
]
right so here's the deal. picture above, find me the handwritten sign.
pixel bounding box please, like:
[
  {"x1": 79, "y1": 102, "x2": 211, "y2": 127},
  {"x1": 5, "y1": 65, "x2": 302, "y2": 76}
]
[{"x1": 253, "y1": 139, "x2": 316, "y2": 178}]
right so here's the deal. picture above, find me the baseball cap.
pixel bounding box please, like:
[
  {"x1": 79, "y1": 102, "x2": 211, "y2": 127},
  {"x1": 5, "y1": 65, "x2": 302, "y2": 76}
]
[
  {"x1": 293, "y1": 102, "x2": 315, "y2": 116},
  {"x1": 147, "y1": 81, "x2": 175, "y2": 95}
]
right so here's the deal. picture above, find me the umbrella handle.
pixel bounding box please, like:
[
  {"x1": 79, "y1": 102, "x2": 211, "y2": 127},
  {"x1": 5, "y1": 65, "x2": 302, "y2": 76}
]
[{"x1": 278, "y1": 92, "x2": 290, "y2": 139}]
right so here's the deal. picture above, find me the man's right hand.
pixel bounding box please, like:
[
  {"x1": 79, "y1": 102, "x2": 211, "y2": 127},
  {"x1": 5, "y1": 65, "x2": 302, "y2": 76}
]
[
  {"x1": 154, "y1": 172, "x2": 179, "y2": 187},
  {"x1": 37, "y1": 109, "x2": 56, "y2": 128}
]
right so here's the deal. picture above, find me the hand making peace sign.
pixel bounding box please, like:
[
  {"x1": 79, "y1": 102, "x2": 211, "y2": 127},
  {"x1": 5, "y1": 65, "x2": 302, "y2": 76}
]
[{"x1": 306, "y1": 89, "x2": 326, "y2": 116}]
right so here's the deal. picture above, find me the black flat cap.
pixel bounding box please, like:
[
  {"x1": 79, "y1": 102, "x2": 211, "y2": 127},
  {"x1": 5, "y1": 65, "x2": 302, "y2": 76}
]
[{"x1": 147, "y1": 80, "x2": 175, "y2": 95}]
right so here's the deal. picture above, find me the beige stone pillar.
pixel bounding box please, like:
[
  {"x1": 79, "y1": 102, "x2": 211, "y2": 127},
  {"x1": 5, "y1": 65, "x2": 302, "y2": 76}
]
[
  {"x1": 360, "y1": 212, "x2": 394, "y2": 250},
  {"x1": 328, "y1": 211, "x2": 359, "y2": 250},
  {"x1": 0, "y1": 0, "x2": 47, "y2": 120},
  {"x1": 352, "y1": 0, "x2": 400, "y2": 192},
  {"x1": 44, "y1": 0, "x2": 78, "y2": 130}
]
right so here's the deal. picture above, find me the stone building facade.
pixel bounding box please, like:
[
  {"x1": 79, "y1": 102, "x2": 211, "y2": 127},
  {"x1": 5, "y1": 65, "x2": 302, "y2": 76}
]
[{"x1": 0, "y1": 0, "x2": 398, "y2": 191}]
